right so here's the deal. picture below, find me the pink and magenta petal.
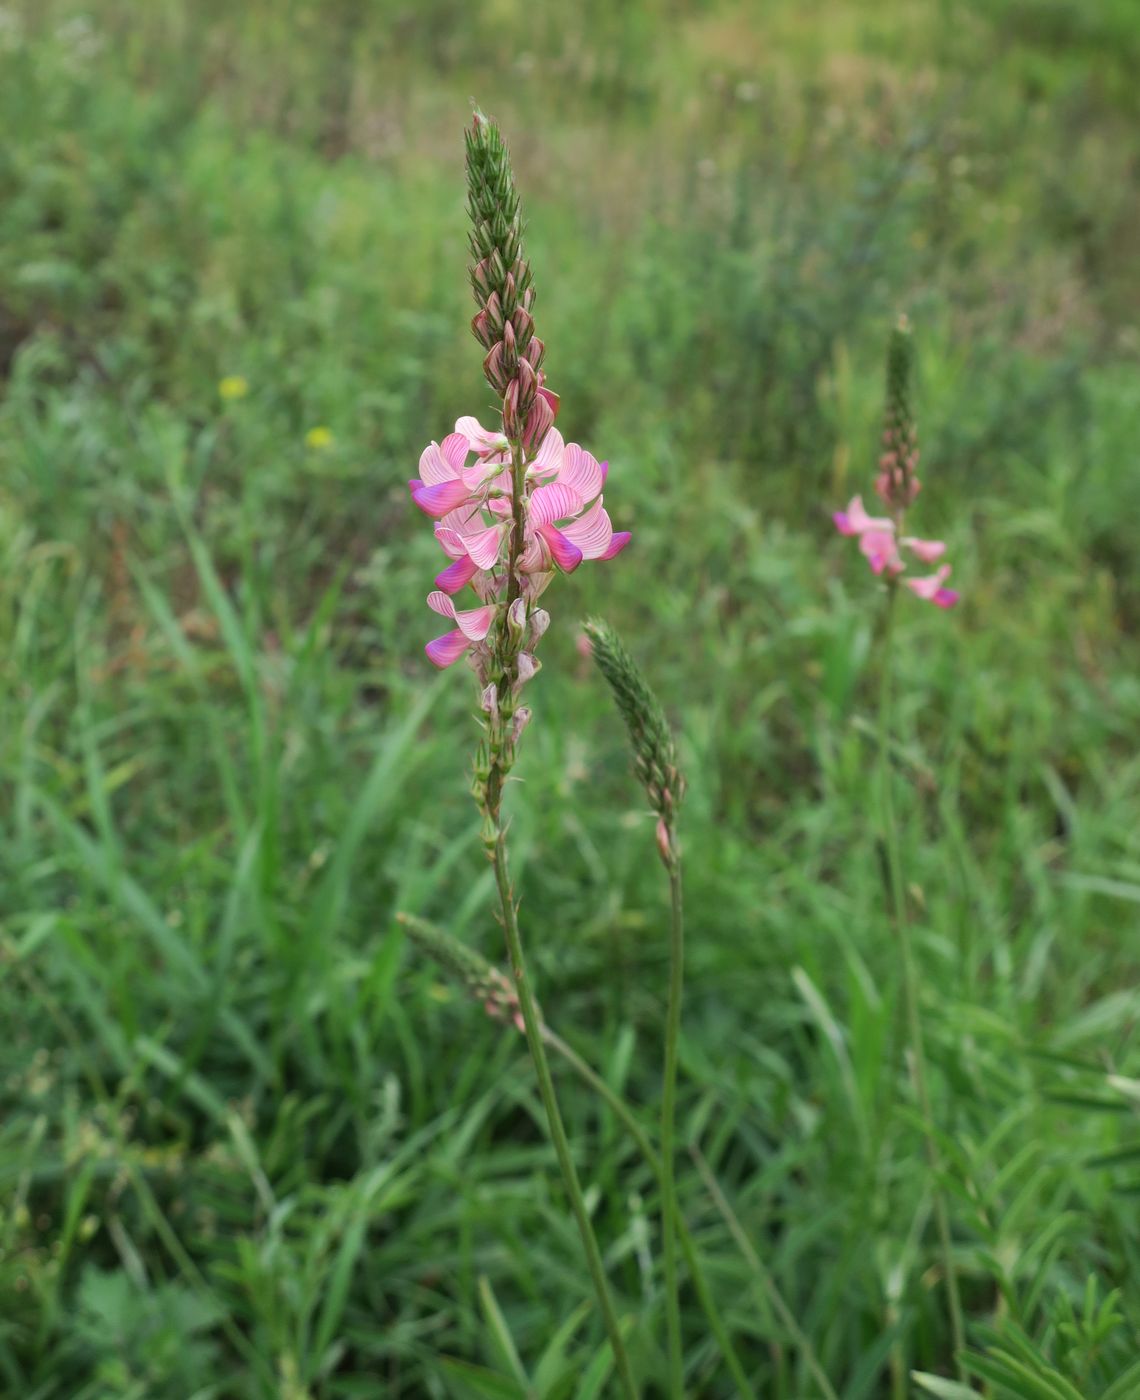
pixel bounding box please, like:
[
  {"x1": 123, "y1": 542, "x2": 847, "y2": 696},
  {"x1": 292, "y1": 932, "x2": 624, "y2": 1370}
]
[
  {"x1": 434, "y1": 554, "x2": 479, "y2": 594},
  {"x1": 537, "y1": 523, "x2": 584, "y2": 572},
  {"x1": 600, "y1": 530, "x2": 631, "y2": 560},
  {"x1": 425, "y1": 629, "x2": 470, "y2": 668},
  {"x1": 412, "y1": 478, "x2": 474, "y2": 517}
]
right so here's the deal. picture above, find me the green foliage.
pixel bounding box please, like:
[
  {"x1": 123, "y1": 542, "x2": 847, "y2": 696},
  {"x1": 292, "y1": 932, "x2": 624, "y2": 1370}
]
[{"x1": 0, "y1": 0, "x2": 1139, "y2": 1395}]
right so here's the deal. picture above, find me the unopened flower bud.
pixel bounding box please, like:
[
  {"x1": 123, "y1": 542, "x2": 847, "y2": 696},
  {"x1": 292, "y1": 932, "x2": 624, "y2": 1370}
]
[
  {"x1": 502, "y1": 378, "x2": 522, "y2": 437},
  {"x1": 511, "y1": 707, "x2": 532, "y2": 743},
  {"x1": 528, "y1": 609, "x2": 550, "y2": 646},
  {"x1": 511, "y1": 306, "x2": 534, "y2": 346},
  {"x1": 655, "y1": 818, "x2": 674, "y2": 866},
  {"x1": 507, "y1": 597, "x2": 527, "y2": 643},
  {"x1": 515, "y1": 357, "x2": 537, "y2": 415},
  {"x1": 524, "y1": 334, "x2": 544, "y2": 370},
  {"x1": 480, "y1": 683, "x2": 499, "y2": 719},
  {"x1": 471, "y1": 256, "x2": 493, "y2": 301},
  {"x1": 485, "y1": 291, "x2": 504, "y2": 337},
  {"x1": 501, "y1": 319, "x2": 518, "y2": 374},
  {"x1": 516, "y1": 652, "x2": 540, "y2": 687},
  {"x1": 471, "y1": 308, "x2": 495, "y2": 348},
  {"x1": 501, "y1": 272, "x2": 517, "y2": 318},
  {"x1": 521, "y1": 388, "x2": 555, "y2": 453},
  {"x1": 483, "y1": 342, "x2": 509, "y2": 393}
]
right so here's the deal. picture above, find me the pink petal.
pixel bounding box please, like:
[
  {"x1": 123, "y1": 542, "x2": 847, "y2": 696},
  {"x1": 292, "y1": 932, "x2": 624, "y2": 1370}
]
[
  {"x1": 465, "y1": 522, "x2": 507, "y2": 570},
  {"x1": 530, "y1": 482, "x2": 584, "y2": 528},
  {"x1": 456, "y1": 416, "x2": 508, "y2": 457},
  {"x1": 835, "y1": 495, "x2": 892, "y2": 536},
  {"x1": 440, "y1": 433, "x2": 470, "y2": 472},
  {"x1": 600, "y1": 530, "x2": 631, "y2": 560},
  {"x1": 425, "y1": 629, "x2": 470, "y2": 668},
  {"x1": 537, "y1": 523, "x2": 584, "y2": 573},
  {"x1": 426, "y1": 591, "x2": 497, "y2": 641},
  {"x1": 933, "y1": 588, "x2": 959, "y2": 608},
  {"x1": 412, "y1": 478, "x2": 473, "y2": 517},
  {"x1": 418, "y1": 441, "x2": 458, "y2": 487},
  {"x1": 905, "y1": 565, "x2": 953, "y2": 601},
  {"x1": 599, "y1": 460, "x2": 609, "y2": 486},
  {"x1": 434, "y1": 554, "x2": 479, "y2": 594},
  {"x1": 529, "y1": 427, "x2": 565, "y2": 479},
  {"x1": 902, "y1": 536, "x2": 947, "y2": 564},
  {"x1": 562, "y1": 498, "x2": 613, "y2": 559},
  {"x1": 558, "y1": 443, "x2": 604, "y2": 501}
]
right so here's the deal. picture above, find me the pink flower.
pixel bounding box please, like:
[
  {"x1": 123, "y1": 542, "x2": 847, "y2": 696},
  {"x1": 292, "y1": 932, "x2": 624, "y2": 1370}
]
[
  {"x1": 905, "y1": 566, "x2": 959, "y2": 609},
  {"x1": 424, "y1": 591, "x2": 497, "y2": 669},
  {"x1": 416, "y1": 417, "x2": 630, "y2": 666},
  {"x1": 833, "y1": 495, "x2": 957, "y2": 608}
]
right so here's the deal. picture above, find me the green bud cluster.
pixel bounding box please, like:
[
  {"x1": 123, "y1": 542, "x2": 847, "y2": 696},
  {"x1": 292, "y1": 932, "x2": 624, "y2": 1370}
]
[
  {"x1": 398, "y1": 913, "x2": 529, "y2": 1030},
  {"x1": 883, "y1": 313, "x2": 918, "y2": 491},
  {"x1": 584, "y1": 618, "x2": 685, "y2": 843},
  {"x1": 465, "y1": 109, "x2": 544, "y2": 405}
]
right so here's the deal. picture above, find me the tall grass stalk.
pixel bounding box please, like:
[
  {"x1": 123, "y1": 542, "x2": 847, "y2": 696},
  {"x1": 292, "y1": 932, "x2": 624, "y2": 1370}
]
[
  {"x1": 490, "y1": 829, "x2": 638, "y2": 1397},
  {"x1": 878, "y1": 586, "x2": 967, "y2": 1373}
]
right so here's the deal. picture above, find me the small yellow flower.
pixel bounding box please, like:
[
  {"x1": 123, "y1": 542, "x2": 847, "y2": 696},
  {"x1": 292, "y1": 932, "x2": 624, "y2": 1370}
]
[
  {"x1": 305, "y1": 425, "x2": 334, "y2": 450},
  {"x1": 218, "y1": 375, "x2": 249, "y2": 402}
]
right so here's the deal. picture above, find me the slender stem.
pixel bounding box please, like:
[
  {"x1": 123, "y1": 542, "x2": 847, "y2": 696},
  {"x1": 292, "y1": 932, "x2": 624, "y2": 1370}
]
[
  {"x1": 878, "y1": 587, "x2": 966, "y2": 1373},
  {"x1": 661, "y1": 858, "x2": 685, "y2": 1397},
  {"x1": 544, "y1": 1028, "x2": 759, "y2": 1400},
  {"x1": 690, "y1": 1147, "x2": 841, "y2": 1400},
  {"x1": 492, "y1": 827, "x2": 638, "y2": 1399}
]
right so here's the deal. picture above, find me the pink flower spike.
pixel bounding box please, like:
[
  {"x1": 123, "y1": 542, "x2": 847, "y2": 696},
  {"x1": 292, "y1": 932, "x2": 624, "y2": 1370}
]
[
  {"x1": 902, "y1": 536, "x2": 947, "y2": 564},
  {"x1": 425, "y1": 629, "x2": 470, "y2": 668},
  {"x1": 905, "y1": 565, "x2": 957, "y2": 604},
  {"x1": 600, "y1": 529, "x2": 631, "y2": 560},
  {"x1": 537, "y1": 523, "x2": 584, "y2": 572},
  {"x1": 411, "y1": 478, "x2": 474, "y2": 517},
  {"x1": 434, "y1": 554, "x2": 480, "y2": 594}
]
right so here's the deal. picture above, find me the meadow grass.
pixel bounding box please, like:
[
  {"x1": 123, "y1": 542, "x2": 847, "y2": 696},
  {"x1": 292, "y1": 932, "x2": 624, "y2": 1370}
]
[{"x1": 1, "y1": 0, "x2": 1139, "y2": 1394}]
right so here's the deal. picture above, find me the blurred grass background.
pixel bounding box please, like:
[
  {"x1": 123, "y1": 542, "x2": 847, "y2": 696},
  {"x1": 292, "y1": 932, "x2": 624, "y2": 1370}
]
[{"x1": 1, "y1": 0, "x2": 1140, "y2": 1395}]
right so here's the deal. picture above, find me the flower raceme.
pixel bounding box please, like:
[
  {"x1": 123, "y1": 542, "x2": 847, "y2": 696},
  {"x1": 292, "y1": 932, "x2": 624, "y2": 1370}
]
[
  {"x1": 834, "y1": 316, "x2": 959, "y2": 609},
  {"x1": 833, "y1": 495, "x2": 958, "y2": 608},
  {"x1": 410, "y1": 419, "x2": 630, "y2": 669}
]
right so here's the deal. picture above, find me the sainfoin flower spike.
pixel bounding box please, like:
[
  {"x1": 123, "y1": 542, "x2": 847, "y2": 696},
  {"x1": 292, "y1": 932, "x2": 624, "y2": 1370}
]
[
  {"x1": 409, "y1": 107, "x2": 639, "y2": 1399},
  {"x1": 834, "y1": 315, "x2": 958, "y2": 609},
  {"x1": 410, "y1": 108, "x2": 631, "y2": 826}
]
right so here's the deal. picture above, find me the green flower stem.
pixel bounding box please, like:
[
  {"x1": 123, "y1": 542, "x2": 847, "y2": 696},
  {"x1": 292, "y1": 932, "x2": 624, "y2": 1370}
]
[
  {"x1": 543, "y1": 1027, "x2": 758, "y2": 1400},
  {"x1": 662, "y1": 858, "x2": 685, "y2": 1398},
  {"x1": 491, "y1": 825, "x2": 638, "y2": 1399},
  {"x1": 878, "y1": 586, "x2": 966, "y2": 1375}
]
